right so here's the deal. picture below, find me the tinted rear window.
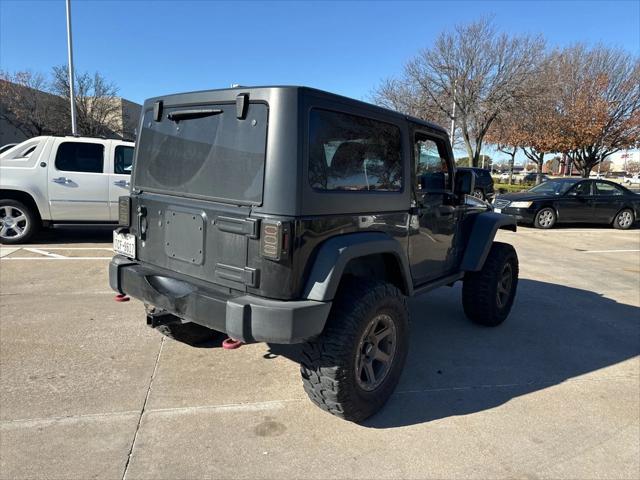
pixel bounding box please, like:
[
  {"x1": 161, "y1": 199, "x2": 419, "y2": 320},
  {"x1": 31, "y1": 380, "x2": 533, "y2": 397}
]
[{"x1": 134, "y1": 103, "x2": 268, "y2": 204}]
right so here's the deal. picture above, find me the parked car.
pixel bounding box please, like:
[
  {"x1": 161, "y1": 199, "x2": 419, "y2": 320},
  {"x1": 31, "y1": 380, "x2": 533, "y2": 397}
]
[
  {"x1": 0, "y1": 136, "x2": 135, "y2": 243},
  {"x1": 493, "y1": 178, "x2": 639, "y2": 229},
  {"x1": 521, "y1": 172, "x2": 549, "y2": 183},
  {"x1": 0, "y1": 143, "x2": 18, "y2": 154},
  {"x1": 624, "y1": 174, "x2": 640, "y2": 185},
  {"x1": 110, "y1": 86, "x2": 519, "y2": 422},
  {"x1": 457, "y1": 167, "x2": 494, "y2": 200},
  {"x1": 499, "y1": 172, "x2": 512, "y2": 181}
]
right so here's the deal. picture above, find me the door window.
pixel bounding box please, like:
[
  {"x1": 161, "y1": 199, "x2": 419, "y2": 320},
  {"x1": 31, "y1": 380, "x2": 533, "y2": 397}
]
[
  {"x1": 55, "y1": 142, "x2": 104, "y2": 173},
  {"x1": 114, "y1": 145, "x2": 134, "y2": 175},
  {"x1": 568, "y1": 181, "x2": 592, "y2": 196},
  {"x1": 414, "y1": 135, "x2": 451, "y2": 191},
  {"x1": 595, "y1": 181, "x2": 623, "y2": 196}
]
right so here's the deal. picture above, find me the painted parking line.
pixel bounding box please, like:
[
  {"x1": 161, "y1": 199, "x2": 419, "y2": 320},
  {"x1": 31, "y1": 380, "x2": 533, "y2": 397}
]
[
  {"x1": 23, "y1": 247, "x2": 66, "y2": 258},
  {"x1": 0, "y1": 247, "x2": 20, "y2": 258},
  {"x1": 1, "y1": 256, "x2": 112, "y2": 261},
  {"x1": 580, "y1": 249, "x2": 640, "y2": 253}
]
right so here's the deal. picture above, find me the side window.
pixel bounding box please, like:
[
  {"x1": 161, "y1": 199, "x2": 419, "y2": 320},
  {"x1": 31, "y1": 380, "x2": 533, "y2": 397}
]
[
  {"x1": 414, "y1": 135, "x2": 451, "y2": 191},
  {"x1": 569, "y1": 181, "x2": 592, "y2": 195},
  {"x1": 595, "y1": 181, "x2": 623, "y2": 196},
  {"x1": 308, "y1": 109, "x2": 402, "y2": 192},
  {"x1": 114, "y1": 146, "x2": 134, "y2": 175},
  {"x1": 55, "y1": 142, "x2": 104, "y2": 173}
]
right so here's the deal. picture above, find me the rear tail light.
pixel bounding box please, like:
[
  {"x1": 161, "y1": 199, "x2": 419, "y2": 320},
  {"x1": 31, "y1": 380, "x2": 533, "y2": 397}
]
[
  {"x1": 260, "y1": 220, "x2": 290, "y2": 261},
  {"x1": 118, "y1": 196, "x2": 131, "y2": 226}
]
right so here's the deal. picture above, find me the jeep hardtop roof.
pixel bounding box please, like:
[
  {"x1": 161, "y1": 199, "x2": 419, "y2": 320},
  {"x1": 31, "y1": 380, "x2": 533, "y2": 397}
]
[{"x1": 144, "y1": 85, "x2": 448, "y2": 135}]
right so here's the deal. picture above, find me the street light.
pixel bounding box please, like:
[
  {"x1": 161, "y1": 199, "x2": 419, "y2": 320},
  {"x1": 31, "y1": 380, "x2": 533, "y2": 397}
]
[{"x1": 65, "y1": 0, "x2": 78, "y2": 135}]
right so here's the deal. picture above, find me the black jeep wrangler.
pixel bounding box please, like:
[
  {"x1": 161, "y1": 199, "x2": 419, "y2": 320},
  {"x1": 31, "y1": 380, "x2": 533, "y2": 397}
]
[{"x1": 110, "y1": 86, "x2": 518, "y2": 422}]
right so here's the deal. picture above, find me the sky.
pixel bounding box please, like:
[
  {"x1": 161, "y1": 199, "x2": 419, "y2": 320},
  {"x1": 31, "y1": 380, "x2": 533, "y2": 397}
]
[{"x1": 1, "y1": 0, "x2": 639, "y2": 162}]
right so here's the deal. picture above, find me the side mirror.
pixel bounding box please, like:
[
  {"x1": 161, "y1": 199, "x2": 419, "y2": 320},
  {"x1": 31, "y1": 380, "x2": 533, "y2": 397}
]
[{"x1": 454, "y1": 169, "x2": 476, "y2": 196}]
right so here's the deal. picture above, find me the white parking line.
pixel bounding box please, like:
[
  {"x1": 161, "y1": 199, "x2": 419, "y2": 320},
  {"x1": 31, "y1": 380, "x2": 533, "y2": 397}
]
[
  {"x1": 580, "y1": 249, "x2": 640, "y2": 253},
  {"x1": 0, "y1": 247, "x2": 20, "y2": 258},
  {"x1": 1, "y1": 257, "x2": 111, "y2": 261},
  {"x1": 23, "y1": 248, "x2": 66, "y2": 258}
]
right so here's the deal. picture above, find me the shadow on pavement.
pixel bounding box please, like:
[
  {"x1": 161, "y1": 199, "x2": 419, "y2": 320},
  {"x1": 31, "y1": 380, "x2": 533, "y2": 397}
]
[
  {"x1": 29, "y1": 225, "x2": 116, "y2": 244},
  {"x1": 267, "y1": 279, "x2": 639, "y2": 428}
]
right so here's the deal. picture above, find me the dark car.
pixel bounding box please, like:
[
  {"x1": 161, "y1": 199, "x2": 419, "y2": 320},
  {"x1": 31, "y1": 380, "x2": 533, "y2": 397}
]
[
  {"x1": 521, "y1": 172, "x2": 549, "y2": 184},
  {"x1": 458, "y1": 167, "x2": 494, "y2": 200},
  {"x1": 110, "y1": 86, "x2": 519, "y2": 422},
  {"x1": 493, "y1": 178, "x2": 639, "y2": 229}
]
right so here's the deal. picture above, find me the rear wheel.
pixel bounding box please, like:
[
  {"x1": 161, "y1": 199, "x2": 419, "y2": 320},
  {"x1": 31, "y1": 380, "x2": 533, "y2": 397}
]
[
  {"x1": 0, "y1": 199, "x2": 38, "y2": 244},
  {"x1": 300, "y1": 279, "x2": 409, "y2": 422},
  {"x1": 534, "y1": 207, "x2": 556, "y2": 229},
  {"x1": 462, "y1": 242, "x2": 519, "y2": 327},
  {"x1": 613, "y1": 209, "x2": 634, "y2": 230}
]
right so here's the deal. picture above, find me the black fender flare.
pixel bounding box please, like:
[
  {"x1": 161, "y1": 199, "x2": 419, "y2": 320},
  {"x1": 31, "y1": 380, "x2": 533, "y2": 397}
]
[
  {"x1": 460, "y1": 212, "x2": 517, "y2": 272},
  {"x1": 302, "y1": 232, "x2": 413, "y2": 301}
]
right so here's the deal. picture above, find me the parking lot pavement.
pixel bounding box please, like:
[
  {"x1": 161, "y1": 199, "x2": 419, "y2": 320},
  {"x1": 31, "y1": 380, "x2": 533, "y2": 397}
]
[{"x1": 1, "y1": 226, "x2": 639, "y2": 479}]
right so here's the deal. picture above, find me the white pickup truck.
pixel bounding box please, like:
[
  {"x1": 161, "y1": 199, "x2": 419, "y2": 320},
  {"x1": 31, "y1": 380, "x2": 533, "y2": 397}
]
[{"x1": 0, "y1": 136, "x2": 135, "y2": 244}]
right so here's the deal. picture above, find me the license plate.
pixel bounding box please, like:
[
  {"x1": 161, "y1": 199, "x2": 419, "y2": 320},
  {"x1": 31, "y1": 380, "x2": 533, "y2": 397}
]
[
  {"x1": 494, "y1": 208, "x2": 502, "y2": 214},
  {"x1": 113, "y1": 231, "x2": 136, "y2": 258}
]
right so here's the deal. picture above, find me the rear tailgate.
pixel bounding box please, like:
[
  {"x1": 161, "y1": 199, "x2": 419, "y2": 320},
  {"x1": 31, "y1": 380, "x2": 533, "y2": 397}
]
[
  {"x1": 130, "y1": 99, "x2": 268, "y2": 291},
  {"x1": 132, "y1": 194, "x2": 258, "y2": 292}
]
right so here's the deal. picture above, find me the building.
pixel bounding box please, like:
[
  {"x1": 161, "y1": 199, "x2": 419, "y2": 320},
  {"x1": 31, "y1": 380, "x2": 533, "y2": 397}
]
[{"x1": 0, "y1": 79, "x2": 141, "y2": 146}]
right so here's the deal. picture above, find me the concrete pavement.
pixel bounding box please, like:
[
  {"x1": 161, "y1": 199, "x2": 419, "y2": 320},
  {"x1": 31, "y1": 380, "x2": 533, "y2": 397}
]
[{"x1": 0, "y1": 226, "x2": 639, "y2": 479}]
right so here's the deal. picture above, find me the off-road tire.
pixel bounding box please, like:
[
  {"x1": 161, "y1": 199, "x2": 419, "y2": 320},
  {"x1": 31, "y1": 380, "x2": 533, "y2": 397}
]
[
  {"x1": 613, "y1": 208, "x2": 634, "y2": 230},
  {"x1": 156, "y1": 322, "x2": 219, "y2": 346},
  {"x1": 534, "y1": 207, "x2": 556, "y2": 229},
  {"x1": 300, "y1": 278, "x2": 409, "y2": 422},
  {"x1": 462, "y1": 242, "x2": 518, "y2": 327},
  {"x1": 0, "y1": 199, "x2": 39, "y2": 244}
]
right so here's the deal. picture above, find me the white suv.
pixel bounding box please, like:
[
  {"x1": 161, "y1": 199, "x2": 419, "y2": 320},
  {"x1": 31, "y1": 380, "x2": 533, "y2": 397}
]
[{"x1": 0, "y1": 136, "x2": 134, "y2": 244}]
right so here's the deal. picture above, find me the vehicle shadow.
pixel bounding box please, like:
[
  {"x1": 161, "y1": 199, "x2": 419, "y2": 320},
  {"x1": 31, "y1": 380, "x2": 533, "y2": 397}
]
[
  {"x1": 519, "y1": 222, "x2": 639, "y2": 230},
  {"x1": 29, "y1": 225, "x2": 116, "y2": 244},
  {"x1": 267, "y1": 279, "x2": 639, "y2": 428}
]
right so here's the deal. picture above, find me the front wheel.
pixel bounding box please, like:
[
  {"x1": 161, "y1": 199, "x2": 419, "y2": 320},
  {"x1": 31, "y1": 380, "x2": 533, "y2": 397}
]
[
  {"x1": 300, "y1": 279, "x2": 409, "y2": 422},
  {"x1": 613, "y1": 209, "x2": 634, "y2": 230},
  {"x1": 462, "y1": 242, "x2": 519, "y2": 327},
  {"x1": 534, "y1": 207, "x2": 556, "y2": 229},
  {"x1": 0, "y1": 199, "x2": 38, "y2": 244}
]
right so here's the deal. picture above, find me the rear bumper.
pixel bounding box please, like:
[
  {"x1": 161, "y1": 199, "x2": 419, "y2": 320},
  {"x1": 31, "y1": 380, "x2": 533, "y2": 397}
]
[{"x1": 109, "y1": 256, "x2": 331, "y2": 344}]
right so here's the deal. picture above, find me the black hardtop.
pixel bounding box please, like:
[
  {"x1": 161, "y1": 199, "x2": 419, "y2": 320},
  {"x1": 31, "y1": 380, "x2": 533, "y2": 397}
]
[{"x1": 143, "y1": 85, "x2": 448, "y2": 134}]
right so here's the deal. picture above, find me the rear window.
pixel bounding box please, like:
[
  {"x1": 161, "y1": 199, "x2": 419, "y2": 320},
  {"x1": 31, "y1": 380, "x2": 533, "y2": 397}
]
[
  {"x1": 308, "y1": 109, "x2": 402, "y2": 192},
  {"x1": 134, "y1": 103, "x2": 268, "y2": 204}
]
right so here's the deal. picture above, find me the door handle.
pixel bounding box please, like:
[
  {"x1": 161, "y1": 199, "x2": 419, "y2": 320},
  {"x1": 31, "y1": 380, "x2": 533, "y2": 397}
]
[
  {"x1": 52, "y1": 177, "x2": 71, "y2": 184},
  {"x1": 114, "y1": 180, "x2": 130, "y2": 188}
]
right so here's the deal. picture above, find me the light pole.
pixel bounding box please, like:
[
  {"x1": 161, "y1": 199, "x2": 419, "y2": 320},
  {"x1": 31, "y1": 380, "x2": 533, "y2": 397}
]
[
  {"x1": 449, "y1": 79, "x2": 457, "y2": 146},
  {"x1": 65, "y1": 0, "x2": 78, "y2": 135}
]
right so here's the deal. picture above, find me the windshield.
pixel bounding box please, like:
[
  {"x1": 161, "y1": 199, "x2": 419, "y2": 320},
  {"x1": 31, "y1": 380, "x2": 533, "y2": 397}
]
[
  {"x1": 133, "y1": 102, "x2": 268, "y2": 205},
  {"x1": 528, "y1": 181, "x2": 575, "y2": 195}
]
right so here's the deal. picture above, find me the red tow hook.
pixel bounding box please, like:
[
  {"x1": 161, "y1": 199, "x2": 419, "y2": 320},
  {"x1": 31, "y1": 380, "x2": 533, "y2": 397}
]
[
  {"x1": 114, "y1": 294, "x2": 130, "y2": 302},
  {"x1": 222, "y1": 337, "x2": 244, "y2": 350}
]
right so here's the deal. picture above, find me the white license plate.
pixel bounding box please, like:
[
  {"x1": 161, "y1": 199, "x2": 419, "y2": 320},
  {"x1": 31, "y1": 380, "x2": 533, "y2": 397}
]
[
  {"x1": 494, "y1": 208, "x2": 502, "y2": 214},
  {"x1": 113, "y1": 231, "x2": 136, "y2": 258}
]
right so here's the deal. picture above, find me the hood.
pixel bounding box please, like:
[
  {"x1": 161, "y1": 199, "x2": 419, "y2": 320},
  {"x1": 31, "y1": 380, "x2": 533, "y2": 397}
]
[{"x1": 494, "y1": 191, "x2": 556, "y2": 202}]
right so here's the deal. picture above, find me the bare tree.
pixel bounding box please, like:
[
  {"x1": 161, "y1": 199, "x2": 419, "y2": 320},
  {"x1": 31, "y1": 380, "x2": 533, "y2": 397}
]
[
  {"x1": 51, "y1": 65, "x2": 125, "y2": 138},
  {"x1": 373, "y1": 19, "x2": 545, "y2": 167},
  {"x1": 553, "y1": 46, "x2": 640, "y2": 177},
  {"x1": 0, "y1": 70, "x2": 66, "y2": 137}
]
